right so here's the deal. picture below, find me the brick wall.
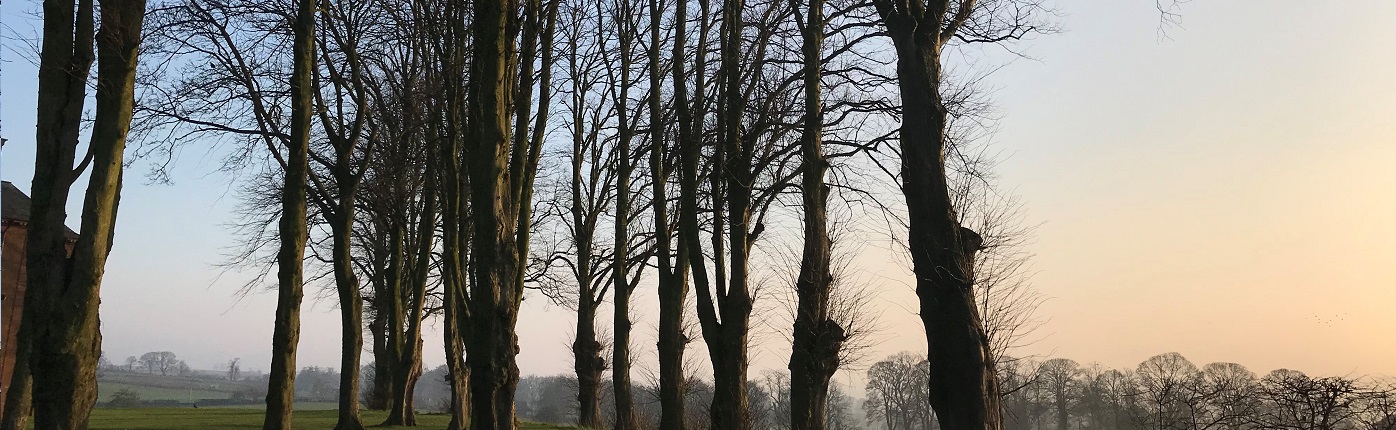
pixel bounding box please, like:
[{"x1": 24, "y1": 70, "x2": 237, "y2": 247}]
[{"x1": 1, "y1": 222, "x2": 27, "y2": 408}]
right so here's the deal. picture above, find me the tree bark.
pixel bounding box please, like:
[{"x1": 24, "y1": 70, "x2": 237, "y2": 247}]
[
  {"x1": 369, "y1": 312, "x2": 391, "y2": 410},
  {"x1": 331, "y1": 204, "x2": 366, "y2": 430},
  {"x1": 574, "y1": 303, "x2": 604, "y2": 428},
  {"x1": 438, "y1": 0, "x2": 472, "y2": 424},
  {"x1": 20, "y1": 0, "x2": 144, "y2": 426},
  {"x1": 610, "y1": 2, "x2": 638, "y2": 425},
  {"x1": 870, "y1": 1, "x2": 1004, "y2": 428},
  {"x1": 262, "y1": 0, "x2": 315, "y2": 424},
  {"x1": 690, "y1": 0, "x2": 754, "y2": 426},
  {"x1": 384, "y1": 172, "x2": 436, "y2": 427},
  {"x1": 789, "y1": 0, "x2": 843, "y2": 427},
  {"x1": 462, "y1": 0, "x2": 528, "y2": 425},
  {"x1": 0, "y1": 369, "x2": 29, "y2": 430},
  {"x1": 656, "y1": 0, "x2": 695, "y2": 428}
]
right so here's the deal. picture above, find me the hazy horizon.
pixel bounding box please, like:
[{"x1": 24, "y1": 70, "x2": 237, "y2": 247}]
[{"x1": 2, "y1": 0, "x2": 1393, "y2": 396}]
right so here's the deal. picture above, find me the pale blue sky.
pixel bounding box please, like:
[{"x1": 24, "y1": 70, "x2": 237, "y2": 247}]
[{"x1": 2, "y1": 0, "x2": 1394, "y2": 388}]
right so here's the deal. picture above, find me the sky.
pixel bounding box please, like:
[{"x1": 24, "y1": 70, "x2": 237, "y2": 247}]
[{"x1": 2, "y1": 0, "x2": 1394, "y2": 395}]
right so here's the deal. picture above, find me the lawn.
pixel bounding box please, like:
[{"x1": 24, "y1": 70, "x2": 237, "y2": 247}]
[{"x1": 70, "y1": 409, "x2": 575, "y2": 429}]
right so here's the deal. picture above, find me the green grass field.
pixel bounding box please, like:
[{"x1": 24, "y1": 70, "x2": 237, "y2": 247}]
[
  {"x1": 97, "y1": 372, "x2": 259, "y2": 404},
  {"x1": 71, "y1": 408, "x2": 574, "y2": 429},
  {"x1": 98, "y1": 381, "x2": 229, "y2": 403}
]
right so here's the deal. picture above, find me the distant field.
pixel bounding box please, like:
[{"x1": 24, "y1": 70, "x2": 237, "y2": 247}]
[
  {"x1": 98, "y1": 381, "x2": 229, "y2": 403},
  {"x1": 60, "y1": 409, "x2": 573, "y2": 429},
  {"x1": 198, "y1": 402, "x2": 339, "y2": 410},
  {"x1": 98, "y1": 372, "x2": 257, "y2": 404}
]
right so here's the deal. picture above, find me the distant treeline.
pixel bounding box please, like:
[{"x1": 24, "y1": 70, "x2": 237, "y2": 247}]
[{"x1": 863, "y1": 351, "x2": 1396, "y2": 430}]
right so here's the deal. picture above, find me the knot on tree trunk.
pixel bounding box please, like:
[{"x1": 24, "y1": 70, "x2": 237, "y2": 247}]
[
  {"x1": 815, "y1": 319, "x2": 846, "y2": 371},
  {"x1": 573, "y1": 339, "x2": 605, "y2": 370},
  {"x1": 958, "y1": 226, "x2": 983, "y2": 255}
]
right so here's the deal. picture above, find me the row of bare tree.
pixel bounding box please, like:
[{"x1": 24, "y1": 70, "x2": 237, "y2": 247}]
[
  {"x1": 1, "y1": 0, "x2": 1050, "y2": 427},
  {"x1": 995, "y1": 353, "x2": 1396, "y2": 430},
  {"x1": 860, "y1": 351, "x2": 1396, "y2": 430}
]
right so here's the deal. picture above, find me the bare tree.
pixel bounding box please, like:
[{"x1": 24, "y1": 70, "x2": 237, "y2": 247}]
[
  {"x1": 1133, "y1": 352, "x2": 1200, "y2": 430},
  {"x1": 863, "y1": 352, "x2": 933, "y2": 430},
  {"x1": 604, "y1": 0, "x2": 651, "y2": 426},
  {"x1": 653, "y1": 0, "x2": 693, "y2": 426},
  {"x1": 299, "y1": 0, "x2": 387, "y2": 425},
  {"x1": 864, "y1": 0, "x2": 1052, "y2": 427},
  {"x1": 459, "y1": 0, "x2": 557, "y2": 424},
  {"x1": 1, "y1": 0, "x2": 147, "y2": 427},
  {"x1": 537, "y1": 3, "x2": 626, "y2": 423},
  {"x1": 1191, "y1": 362, "x2": 1259, "y2": 430},
  {"x1": 1253, "y1": 370, "x2": 1376, "y2": 430},
  {"x1": 261, "y1": 0, "x2": 316, "y2": 424},
  {"x1": 787, "y1": 0, "x2": 846, "y2": 424},
  {"x1": 1037, "y1": 358, "x2": 1082, "y2": 430},
  {"x1": 228, "y1": 358, "x2": 242, "y2": 381}
]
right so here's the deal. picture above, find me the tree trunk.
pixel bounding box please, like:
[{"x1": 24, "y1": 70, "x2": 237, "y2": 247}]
[
  {"x1": 332, "y1": 203, "x2": 365, "y2": 430},
  {"x1": 611, "y1": 265, "x2": 636, "y2": 430},
  {"x1": 789, "y1": 0, "x2": 842, "y2": 427},
  {"x1": 658, "y1": 0, "x2": 697, "y2": 426},
  {"x1": 386, "y1": 336, "x2": 424, "y2": 426},
  {"x1": 1055, "y1": 388, "x2": 1068, "y2": 430},
  {"x1": 440, "y1": 119, "x2": 471, "y2": 430},
  {"x1": 0, "y1": 368, "x2": 30, "y2": 430},
  {"x1": 23, "y1": 0, "x2": 144, "y2": 426},
  {"x1": 12, "y1": 0, "x2": 95, "y2": 427},
  {"x1": 877, "y1": 8, "x2": 1004, "y2": 430},
  {"x1": 377, "y1": 219, "x2": 407, "y2": 417},
  {"x1": 384, "y1": 161, "x2": 435, "y2": 427},
  {"x1": 262, "y1": 0, "x2": 315, "y2": 423},
  {"x1": 464, "y1": 0, "x2": 524, "y2": 425},
  {"x1": 691, "y1": 0, "x2": 753, "y2": 426},
  {"x1": 610, "y1": 5, "x2": 637, "y2": 425},
  {"x1": 443, "y1": 270, "x2": 470, "y2": 430},
  {"x1": 438, "y1": 1, "x2": 471, "y2": 424},
  {"x1": 369, "y1": 309, "x2": 391, "y2": 410},
  {"x1": 574, "y1": 304, "x2": 604, "y2": 428}
]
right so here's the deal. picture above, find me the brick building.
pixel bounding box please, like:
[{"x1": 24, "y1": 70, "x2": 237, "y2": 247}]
[{"x1": 1, "y1": 181, "x2": 78, "y2": 410}]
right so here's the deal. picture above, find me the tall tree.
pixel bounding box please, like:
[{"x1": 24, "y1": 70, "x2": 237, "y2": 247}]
[
  {"x1": 461, "y1": 0, "x2": 555, "y2": 424},
  {"x1": 357, "y1": 100, "x2": 435, "y2": 426},
  {"x1": 262, "y1": 0, "x2": 316, "y2": 423},
  {"x1": 434, "y1": 0, "x2": 473, "y2": 421},
  {"x1": 304, "y1": 1, "x2": 379, "y2": 425},
  {"x1": 686, "y1": 0, "x2": 756, "y2": 424},
  {"x1": 788, "y1": 0, "x2": 844, "y2": 424},
  {"x1": 542, "y1": 2, "x2": 619, "y2": 422},
  {"x1": 654, "y1": 0, "x2": 692, "y2": 426},
  {"x1": 866, "y1": 0, "x2": 1047, "y2": 427},
  {"x1": 606, "y1": 0, "x2": 644, "y2": 426},
  {"x1": 1038, "y1": 358, "x2": 1082, "y2": 430},
  {"x1": 687, "y1": 0, "x2": 801, "y2": 426},
  {"x1": 4, "y1": 0, "x2": 146, "y2": 426}
]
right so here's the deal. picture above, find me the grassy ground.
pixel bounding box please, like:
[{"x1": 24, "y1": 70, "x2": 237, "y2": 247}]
[{"x1": 74, "y1": 408, "x2": 574, "y2": 429}]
